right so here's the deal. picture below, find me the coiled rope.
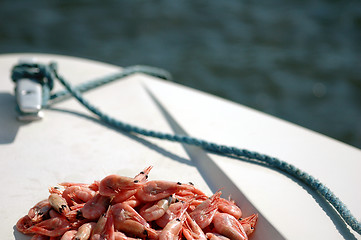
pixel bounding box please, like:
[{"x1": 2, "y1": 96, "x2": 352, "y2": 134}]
[{"x1": 11, "y1": 62, "x2": 361, "y2": 235}]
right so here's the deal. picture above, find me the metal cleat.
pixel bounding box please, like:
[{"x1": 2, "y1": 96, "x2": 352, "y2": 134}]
[{"x1": 14, "y1": 58, "x2": 44, "y2": 121}]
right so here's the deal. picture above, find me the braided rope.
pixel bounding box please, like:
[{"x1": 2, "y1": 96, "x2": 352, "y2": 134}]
[
  {"x1": 48, "y1": 65, "x2": 172, "y2": 103},
  {"x1": 12, "y1": 62, "x2": 361, "y2": 235}
]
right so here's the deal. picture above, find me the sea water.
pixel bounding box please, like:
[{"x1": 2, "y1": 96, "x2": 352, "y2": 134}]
[{"x1": 0, "y1": 0, "x2": 360, "y2": 149}]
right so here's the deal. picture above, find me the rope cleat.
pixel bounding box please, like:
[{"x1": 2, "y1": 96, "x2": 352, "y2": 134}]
[{"x1": 11, "y1": 58, "x2": 53, "y2": 121}]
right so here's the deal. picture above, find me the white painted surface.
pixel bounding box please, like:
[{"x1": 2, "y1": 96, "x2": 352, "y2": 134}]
[{"x1": 0, "y1": 53, "x2": 360, "y2": 239}]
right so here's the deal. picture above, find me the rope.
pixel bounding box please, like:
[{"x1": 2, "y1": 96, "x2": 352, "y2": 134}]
[
  {"x1": 11, "y1": 62, "x2": 361, "y2": 235},
  {"x1": 48, "y1": 65, "x2": 172, "y2": 104}
]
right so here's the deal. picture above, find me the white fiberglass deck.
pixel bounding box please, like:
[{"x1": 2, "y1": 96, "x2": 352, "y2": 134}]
[{"x1": 0, "y1": 53, "x2": 360, "y2": 240}]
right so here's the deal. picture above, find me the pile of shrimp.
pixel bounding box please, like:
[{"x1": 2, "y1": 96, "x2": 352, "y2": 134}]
[{"x1": 16, "y1": 166, "x2": 257, "y2": 240}]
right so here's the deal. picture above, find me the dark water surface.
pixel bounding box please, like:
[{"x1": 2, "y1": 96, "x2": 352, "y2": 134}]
[{"x1": 1, "y1": 0, "x2": 360, "y2": 149}]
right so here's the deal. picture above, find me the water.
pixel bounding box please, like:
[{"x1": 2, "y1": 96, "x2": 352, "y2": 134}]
[{"x1": 1, "y1": 0, "x2": 360, "y2": 149}]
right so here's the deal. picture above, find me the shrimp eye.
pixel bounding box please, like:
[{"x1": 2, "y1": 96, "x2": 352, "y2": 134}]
[
  {"x1": 145, "y1": 174, "x2": 148, "y2": 179},
  {"x1": 188, "y1": 182, "x2": 194, "y2": 186},
  {"x1": 177, "y1": 182, "x2": 182, "y2": 185},
  {"x1": 134, "y1": 180, "x2": 139, "y2": 183},
  {"x1": 251, "y1": 227, "x2": 254, "y2": 229},
  {"x1": 143, "y1": 229, "x2": 148, "y2": 236},
  {"x1": 76, "y1": 210, "x2": 84, "y2": 220},
  {"x1": 140, "y1": 171, "x2": 145, "y2": 174},
  {"x1": 176, "y1": 218, "x2": 181, "y2": 221}
]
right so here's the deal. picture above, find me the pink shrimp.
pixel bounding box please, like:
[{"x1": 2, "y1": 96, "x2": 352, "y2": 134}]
[
  {"x1": 112, "y1": 203, "x2": 158, "y2": 239},
  {"x1": 62, "y1": 185, "x2": 96, "y2": 206},
  {"x1": 91, "y1": 208, "x2": 114, "y2": 240},
  {"x1": 91, "y1": 212, "x2": 107, "y2": 237},
  {"x1": 133, "y1": 166, "x2": 153, "y2": 182},
  {"x1": 206, "y1": 233, "x2": 231, "y2": 240},
  {"x1": 73, "y1": 222, "x2": 96, "y2": 240},
  {"x1": 60, "y1": 230, "x2": 77, "y2": 240},
  {"x1": 16, "y1": 215, "x2": 34, "y2": 234},
  {"x1": 122, "y1": 195, "x2": 143, "y2": 208},
  {"x1": 81, "y1": 193, "x2": 111, "y2": 220},
  {"x1": 28, "y1": 199, "x2": 52, "y2": 223},
  {"x1": 112, "y1": 202, "x2": 149, "y2": 228},
  {"x1": 26, "y1": 216, "x2": 71, "y2": 237},
  {"x1": 212, "y1": 213, "x2": 248, "y2": 240},
  {"x1": 175, "y1": 192, "x2": 208, "y2": 212},
  {"x1": 155, "y1": 198, "x2": 191, "y2": 228},
  {"x1": 239, "y1": 214, "x2": 258, "y2": 236},
  {"x1": 158, "y1": 201, "x2": 189, "y2": 240},
  {"x1": 99, "y1": 174, "x2": 143, "y2": 196},
  {"x1": 99, "y1": 166, "x2": 152, "y2": 198},
  {"x1": 49, "y1": 186, "x2": 64, "y2": 195},
  {"x1": 189, "y1": 191, "x2": 221, "y2": 229},
  {"x1": 113, "y1": 219, "x2": 158, "y2": 239},
  {"x1": 135, "y1": 180, "x2": 200, "y2": 202},
  {"x1": 114, "y1": 231, "x2": 142, "y2": 240},
  {"x1": 218, "y1": 198, "x2": 242, "y2": 219},
  {"x1": 48, "y1": 193, "x2": 70, "y2": 216},
  {"x1": 65, "y1": 203, "x2": 87, "y2": 226},
  {"x1": 111, "y1": 166, "x2": 153, "y2": 204},
  {"x1": 139, "y1": 196, "x2": 172, "y2": 221},
  {"x1": 182, "y1": 212, "x2": 207, "y2": 240}
]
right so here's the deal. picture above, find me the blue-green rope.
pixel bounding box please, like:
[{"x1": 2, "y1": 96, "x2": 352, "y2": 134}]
[
  {"x1": 48, "y1": 65, "x2": 172, "y2": 104},
  {"x1": 11, "y1": 62, "x2": 361, "y2": 235}
]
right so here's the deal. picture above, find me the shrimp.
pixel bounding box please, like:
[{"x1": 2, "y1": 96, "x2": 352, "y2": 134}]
[
  {"x1": 99, "y1": 174, "x2": 143, "y2": 196},
  {"x1": 133, "y1": 166, "x2": 153, "y2": 182},
  {"x1": 139, "y1": 196, "x2": 172, "y2": 221},
  {"x1": 122, "y1": 195, "x2": 143, "y2": 208},
  {"x1": 16, "y1": 215, "x2": 34, "y2": 234},
  {"x1": 112, "y1": 202, "x2": 158, "y2": 239},
  {"x1": 212, "y1": 213, "x2": 248, "y2": 240},
  {"x1": 182, "y1": 212, "x2": 207, "y2": 240},
  {"x1": 175, "y1": 192, "x2": 208, "y2": 212},
  {"x1": 91, "y1": 212, "x2": 107, "y2": 237},
  {"x1": 60, "y1": 230, "x2": 77, "y2": 240},
  {"x1": 112, "y1": 202, "x2": 149, "y2": 228},
  {"x1": 73, "y1": 222, "x2": 96, "y2": 240},
  {"x1": 218, "y1": 198, "x2": 242, "y2": 219},
  {"x1": 62, "y1": 186, "x2": 96, "y2": 206},
  {"x1": 239, "y1": 214, "x2": 258, "y2": 236},
  {"x1": 48, "y1": 193, "x2": 70, "y2": 216},
  {"x1": 158, "y1": 201, "x2": 188, "y2": 240},
  {"x1": 135, "y1": 180, "x2": 199, "y2": 202},
  {"x1": 28, "y1": 199, "x2": 52, "y2": 223},
  {"x1": 91, "y1": 208, "x2": 114, "y2": 240},
  {"x1": 114, "y1": 231, "x2": 142, "y2": 240},
  {"x1": 113, "y1": 219, "x2": 158, "y2": 239},
  {"x1": 206, "y1": 233, "x2": 231, "y2": 240},
  {"x1": 65, "y1": 204, "x2": 88, "y2": 227},
  {"x1": 99, "y1": 166, "x2": 152, "y2": 198},
  {"x1": 26, "y1": 216, "x2": 71, "y2": 237},
  {"x1": 81, "y1": 193, "x2": 111, "y2": 220},
  {"x1": 155, "y1": 198, "x2": 191, "y2": 228},
  {"x1": 158, "y1": 218, "x2": 184, "y2": 240},
  {"x1": 111, "y1": 166, "x2": 153, "y2": 204},
  {"x1": 189, "y1": 191, "x2": 221, "y2": 229}
]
